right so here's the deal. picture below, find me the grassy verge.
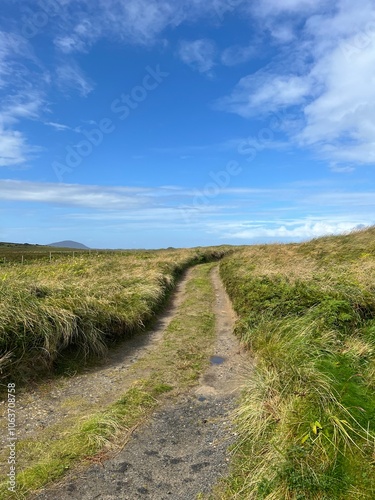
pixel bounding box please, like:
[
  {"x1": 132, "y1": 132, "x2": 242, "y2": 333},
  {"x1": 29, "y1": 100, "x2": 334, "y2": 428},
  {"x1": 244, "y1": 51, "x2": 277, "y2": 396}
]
[
  {"x1": 0, "y1": 263, "x2": 217, "y2": 499},
  {"x1": 217, "y1": 227, "x2": 375, "y2": 499},
  {"x1": 0, "y1": 247, "x2": 227, "y2": 385}
]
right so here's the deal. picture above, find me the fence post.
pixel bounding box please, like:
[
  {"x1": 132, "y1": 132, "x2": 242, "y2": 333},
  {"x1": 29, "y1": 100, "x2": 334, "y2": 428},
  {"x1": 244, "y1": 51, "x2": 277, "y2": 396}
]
[
  {"x1": 21, "y1": 255, "x2": 24, "y2": 265},
  {"x1": 49, "y1": 251, "x2": 52, "y2": 262}
]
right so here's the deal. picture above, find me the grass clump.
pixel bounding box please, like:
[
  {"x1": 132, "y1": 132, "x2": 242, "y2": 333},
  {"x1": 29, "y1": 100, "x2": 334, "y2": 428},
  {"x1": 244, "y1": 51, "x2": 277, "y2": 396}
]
[{"x1": 218, "y1": 226, "x2": 375, "y2": 499}]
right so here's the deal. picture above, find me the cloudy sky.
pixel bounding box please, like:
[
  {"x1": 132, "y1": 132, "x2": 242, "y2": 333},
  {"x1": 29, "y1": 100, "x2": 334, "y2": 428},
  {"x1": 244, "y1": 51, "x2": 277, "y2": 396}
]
[{"x1": 1, "y1": 0, "x2": 374, "y2": 248}]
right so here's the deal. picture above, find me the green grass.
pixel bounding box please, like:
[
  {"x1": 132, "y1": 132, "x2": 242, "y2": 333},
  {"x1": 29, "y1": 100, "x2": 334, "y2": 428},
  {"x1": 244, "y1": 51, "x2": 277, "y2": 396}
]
[
  {"x1": 217, "y1": 227, "x2": 375, "y2": 499},
  {"x1": 0, "y1": 247, "x2": 228, "y2": 386},
  {"x1": 0, "y1": 263, "x2": 218, "y2": 499}
]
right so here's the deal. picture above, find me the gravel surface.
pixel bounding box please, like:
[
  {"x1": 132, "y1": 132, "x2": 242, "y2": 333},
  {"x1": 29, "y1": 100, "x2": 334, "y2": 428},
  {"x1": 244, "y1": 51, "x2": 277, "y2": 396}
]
[
  {"x1": 32, "y1": 267, "x2": 251, "y2": 499},
  {"x1": 35, "y1": 395, "x2": 237, "y2": 500}
]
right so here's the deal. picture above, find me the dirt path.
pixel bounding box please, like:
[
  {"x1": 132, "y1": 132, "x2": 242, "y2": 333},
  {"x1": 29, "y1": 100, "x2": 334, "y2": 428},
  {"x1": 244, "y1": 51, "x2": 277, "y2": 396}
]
[{"x1": 33, "y1": 266, "x2": 249, "y2": 500}]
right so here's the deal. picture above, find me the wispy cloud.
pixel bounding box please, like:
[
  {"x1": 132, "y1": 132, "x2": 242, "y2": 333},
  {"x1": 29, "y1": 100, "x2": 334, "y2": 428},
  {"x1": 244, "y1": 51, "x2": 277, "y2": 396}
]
[
  {"x1": 54, "y1": 19, "x2": 99, "y2": 53},
  {"x1": 56, "y1": 62, "x2": 94, "y2": 97},
  {"x1": 178, "y1": 39, "x2": 217, "y2": 74},
  {"x1": 221, "y1": 44, "x2": 256, "y2": 66},
  {"x1": 250, "y1": 0, "x2": 329, "y2": 18},
  {"x1": 0, "y1": 31, "x2": 36, "y2": 89},
  {"x1": 44, "y1": 121, "x2": 78, "y2": 132},
  {"x1": 0, "y1": 129, "x2": 30, "y2": 167},
  {"x1": 216, "y1": 70, "x2": 312, "y2": 118},
  {"x1": 0, "y1": 92, "x2": 45, "y2": 126},
  {"x1": 0, "y1": 92, "x2": 45, "y2": 167},
  {"x1": 0, "y1": 30, "x2": 47, "y2": 167},
  {"x1": 51, "y1": 0, "x2": 244, "y2": 47},
  {"x1": 0, "y1": 180, "x2": 150, "y2": 209}
]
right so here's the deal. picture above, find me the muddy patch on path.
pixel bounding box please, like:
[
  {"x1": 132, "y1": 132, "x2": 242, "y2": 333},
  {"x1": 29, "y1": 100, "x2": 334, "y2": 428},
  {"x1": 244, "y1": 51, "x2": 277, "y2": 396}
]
[{"x1": 35, "y1": 267, "x2": 250, "y2": 500}]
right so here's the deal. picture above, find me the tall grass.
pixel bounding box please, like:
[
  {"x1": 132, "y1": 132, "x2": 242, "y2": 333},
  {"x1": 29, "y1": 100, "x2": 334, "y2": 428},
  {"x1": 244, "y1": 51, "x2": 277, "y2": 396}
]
[
  {"x1": 0, "y1": 247, "x2": 228, "y2": 383},
  {"x1": 219, "y1": 227, "x2": 375, "y2": 499}
]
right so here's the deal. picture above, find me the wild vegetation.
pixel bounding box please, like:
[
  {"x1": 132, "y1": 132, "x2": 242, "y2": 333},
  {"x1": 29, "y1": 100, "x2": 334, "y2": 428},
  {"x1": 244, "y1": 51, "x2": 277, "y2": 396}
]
[
  {"x1": 218, "y1": 227, "x2": 375, "y2": 499},
  {"x1": 0, "y1": 246, "x2": 228, "y2": 384},
  {"x1": 2, "y1": 229, "x2": 375, "y2": 498}
]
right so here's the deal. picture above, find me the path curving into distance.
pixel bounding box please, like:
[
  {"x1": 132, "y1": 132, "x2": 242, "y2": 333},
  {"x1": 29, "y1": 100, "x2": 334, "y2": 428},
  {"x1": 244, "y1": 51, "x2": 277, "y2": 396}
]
[{"x1": 30, "y1": 265, "x2": 250, "y2": 499}]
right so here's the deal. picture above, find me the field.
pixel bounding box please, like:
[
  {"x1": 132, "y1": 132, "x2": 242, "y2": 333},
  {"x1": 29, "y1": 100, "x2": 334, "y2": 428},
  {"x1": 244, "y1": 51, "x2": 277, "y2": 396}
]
[
  {"x1": 0, "y1": 246, "x2": 228, "y2": 384},
  {"x1": 1, "y1": 229, "x2": 375, "y2": 498},
  {"x1": 218, "y1": 227, "x2": 375, "y2": 499}
]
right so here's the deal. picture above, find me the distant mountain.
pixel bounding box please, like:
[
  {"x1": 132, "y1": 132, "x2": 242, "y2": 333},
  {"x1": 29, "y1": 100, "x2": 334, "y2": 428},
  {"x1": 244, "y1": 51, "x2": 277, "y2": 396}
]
[{"x1": 48, "y1": 240, "x2": 90, "y2": 249}]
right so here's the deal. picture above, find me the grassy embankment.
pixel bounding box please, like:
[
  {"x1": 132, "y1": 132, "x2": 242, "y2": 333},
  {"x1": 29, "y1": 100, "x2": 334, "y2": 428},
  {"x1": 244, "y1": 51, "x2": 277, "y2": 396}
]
[
  {"x1": 218, "y1": 227, "x2": 375, "y2": 499},
  {"x1": 0, "y1": 247, "x2": 228, "y2": 384},
  {"x1": 0, "y1": 262, "x2": 219, "y2": 498}
]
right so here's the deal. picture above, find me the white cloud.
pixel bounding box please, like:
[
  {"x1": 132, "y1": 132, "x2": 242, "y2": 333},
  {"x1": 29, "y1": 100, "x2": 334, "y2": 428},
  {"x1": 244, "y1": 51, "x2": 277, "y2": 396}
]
[
  {"x1": 217, "y1": 0, "x2": 375, "y2": 167},
  {"x1": 178, "y1": 39, "x2": 217, "y2": 73},
  {"x1": 250, "y1": 0, "x2": 329, "y2": 17},
  {"x1": 0, "y1": 31, "x2": 47, "y2": 167},
  {"x1": 0, "y1": 93, "x2": 44, "y2": 167},
  {"x1": 221, "y1": 220, "x2": 366, "y2": 240},
  {"x1": 221, "y1": 44, "x2": 256, "y2": 66},
  {"x1": 54, "y1": 19, "x2": 100, "y2": 53},
  {"x1": 0, "y1": 31, "x2": 36, "y2": 89},
  {"x1": 0, "y1": 129, "x2": 29, "y2": 167},
  {"x1": 88, "y1": 0, "x2": 248, "y2": 45},
  {"x1": 55, "y1": 36, "x2": 85, "y2": 54},
  {"x1": 0, "y1": 180, "x2": 149, "y2": 209},
  {"x1": 216, "y1": 71, "x2": 312, "y2": 117},
  {"x1": 44, "y1": 121, "x2": 77, "y2": 132},
  {"x1": 0, "y1": 92, "x2": 44, "y2": 126},
  {"x1": 56, "y1": 62, "x2": 94, "y2": 97},
  {"x1": 269, "y1": 24, "x2": 296, "y2": 43},
  {"x1": 298, "y1": 39, "x2": 375, "y2": 164}
]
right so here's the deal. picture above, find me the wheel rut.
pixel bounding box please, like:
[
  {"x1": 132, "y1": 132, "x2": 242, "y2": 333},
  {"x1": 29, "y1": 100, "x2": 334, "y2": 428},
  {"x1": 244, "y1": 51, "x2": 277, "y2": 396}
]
[{"x1": 32, "y1": 266, "x2": 251, "y2": 499}]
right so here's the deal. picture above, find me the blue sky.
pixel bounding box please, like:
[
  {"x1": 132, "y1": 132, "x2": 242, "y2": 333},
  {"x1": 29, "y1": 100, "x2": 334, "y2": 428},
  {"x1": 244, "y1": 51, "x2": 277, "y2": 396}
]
[{"x1": 1, "y1": 0, "x2": 374, "y2": 248}]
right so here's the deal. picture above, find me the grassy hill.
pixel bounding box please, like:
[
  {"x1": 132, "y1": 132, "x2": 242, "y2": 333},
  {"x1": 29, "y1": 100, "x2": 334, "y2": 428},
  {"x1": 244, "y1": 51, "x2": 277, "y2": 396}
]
[{"x1": 48, "y1": 240, "x2": 90, "y2": 249}]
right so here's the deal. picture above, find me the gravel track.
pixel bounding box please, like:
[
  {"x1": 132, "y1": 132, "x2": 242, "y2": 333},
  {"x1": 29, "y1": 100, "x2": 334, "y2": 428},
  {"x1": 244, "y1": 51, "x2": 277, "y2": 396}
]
[{"x1": 32, "y1": 266, "x2": 250, "y2": 499}]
